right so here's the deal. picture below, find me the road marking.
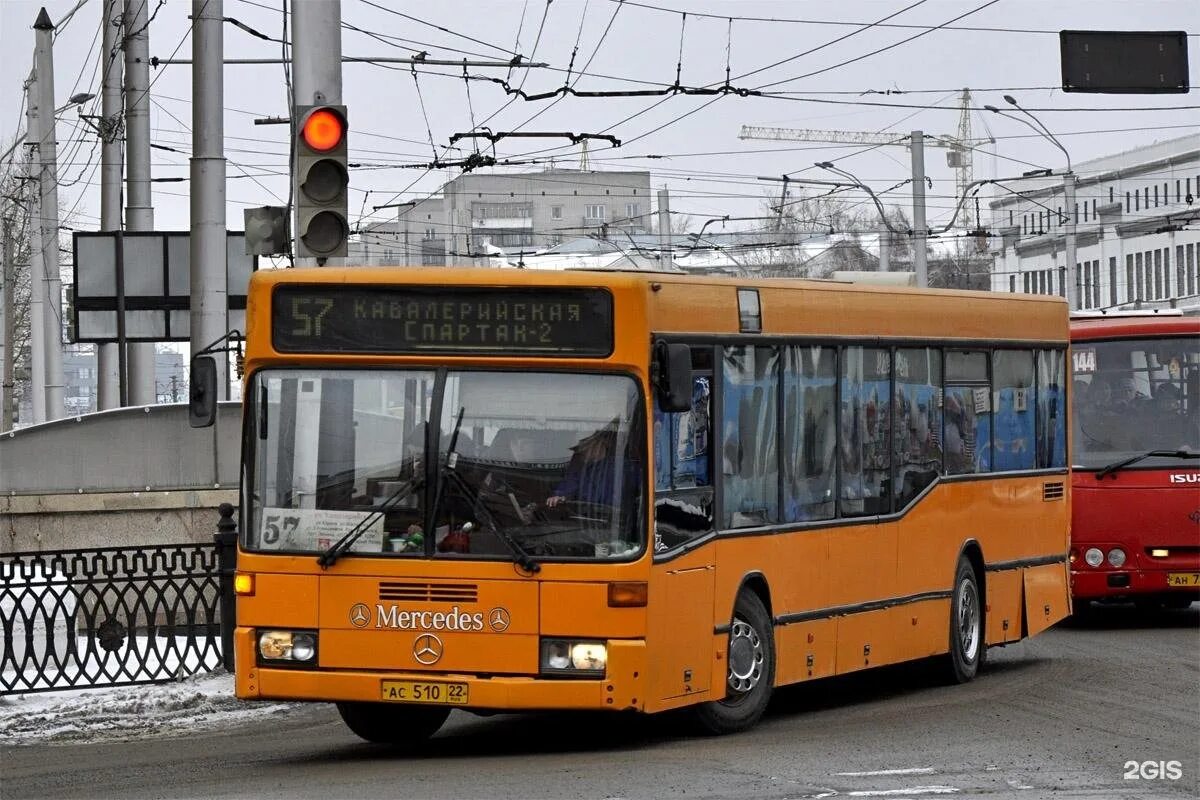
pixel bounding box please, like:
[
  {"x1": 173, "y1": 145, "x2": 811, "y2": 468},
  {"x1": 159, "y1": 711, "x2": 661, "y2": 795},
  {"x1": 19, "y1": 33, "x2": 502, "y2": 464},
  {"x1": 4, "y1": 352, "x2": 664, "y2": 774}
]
[
  {"x1": 835, "y1": 768, "x2": 938, "y2": 777},
  {"x1": 1005, "y1": 778, "x2": 1035, "y2": 790},
  {"x1": 846, "y1": 788, "x2": 960, "y2": 797}
]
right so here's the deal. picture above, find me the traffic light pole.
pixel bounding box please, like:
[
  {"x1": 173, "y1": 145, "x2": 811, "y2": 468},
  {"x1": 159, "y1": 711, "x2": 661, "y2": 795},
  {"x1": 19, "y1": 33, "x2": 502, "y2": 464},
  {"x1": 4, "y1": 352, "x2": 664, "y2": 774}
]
[
  {"x1": 191, "y1": 0, "x2": 228, "y2": 400},
  {"x1": 97, "y1": 0, "x2": 123, "y2": 411},
  {"x1": 124, "y1": 0, "x2": 157, "y2": 406},
  {"x1": 292, "y1": 0, "x2": 343, "y2": 266}
]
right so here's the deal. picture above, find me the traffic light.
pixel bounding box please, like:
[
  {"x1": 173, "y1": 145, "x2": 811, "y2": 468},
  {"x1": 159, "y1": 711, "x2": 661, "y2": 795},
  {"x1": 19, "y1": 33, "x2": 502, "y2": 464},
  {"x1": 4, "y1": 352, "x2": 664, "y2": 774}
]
[{"x1": 295, "y1": 105, "x2": 349, "y2": 259}]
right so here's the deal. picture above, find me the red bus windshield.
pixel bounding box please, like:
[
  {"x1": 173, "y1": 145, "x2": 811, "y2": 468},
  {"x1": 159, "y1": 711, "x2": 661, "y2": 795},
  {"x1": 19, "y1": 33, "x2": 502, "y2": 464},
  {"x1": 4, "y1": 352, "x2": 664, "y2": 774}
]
[{"x1": 1071, "y1": 335, "x2": 1199, "y2": 469}]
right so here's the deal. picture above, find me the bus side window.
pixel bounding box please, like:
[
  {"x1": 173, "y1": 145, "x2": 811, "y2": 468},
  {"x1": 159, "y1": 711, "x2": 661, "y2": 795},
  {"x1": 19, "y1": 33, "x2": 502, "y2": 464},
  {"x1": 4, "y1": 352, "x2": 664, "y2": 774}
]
[
  {"x1": 654, "y1": 352, "x2": 714, "y2": 553},
  {"x1": 721, "y1": 346, "x2": 780, "y2": 528},
  {"x1": 992, "y1": 350, "x2": 1036, "y2": 472},
  {"x1": 944, "y1": 351, "x2": 991, "y2": 475},
  {"x1": 783, "y1": 345, "x2": 836, "y2": 521},
  {"x1": 839, "y1": 346, "x2": 891, "y2": 516},
  {"x1": 1037, "y1": 349, "x2": 1067, "y2": 469},
  {"x1": 894, "y1": 347, "x2": 942, "y2": 508}
]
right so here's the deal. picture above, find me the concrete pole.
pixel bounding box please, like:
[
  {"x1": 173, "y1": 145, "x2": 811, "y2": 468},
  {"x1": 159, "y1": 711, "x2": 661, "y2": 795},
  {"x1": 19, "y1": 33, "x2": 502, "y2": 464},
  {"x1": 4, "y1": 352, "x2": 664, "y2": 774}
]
[
  {"x1": 292, "y1": 0, "x2": 342, "y2": 267},
  {"x1": 910, "y1": 130, "x2": 928, "y2": 288},
  {"x1": 97, "y1": 0, "x2": 122, "y2": 410},
  {"x1": 2, "y1": 214, "x2": 13, "y2": 430},
  {"x1": 191, "y1": 0, "x2": 228, "y2": 398},
  {"x1": 33, "y1": 10, "x2": 66, "y2": 421},
  {"x1": 1063, "y1": 172, "x2": 1078, "y2": 310},
  {"x1": 124, "y1": 0, "x2": 156, "y2": 405},
  {"x1": 878, "y1": 227, "x2": 891, "y2": 272},
  {"x1": 24, "y1": 84, "x2": 46, "y2": 424},
  {"x1": 657, "y1": 187, "x2": 672, "y2": 270}
]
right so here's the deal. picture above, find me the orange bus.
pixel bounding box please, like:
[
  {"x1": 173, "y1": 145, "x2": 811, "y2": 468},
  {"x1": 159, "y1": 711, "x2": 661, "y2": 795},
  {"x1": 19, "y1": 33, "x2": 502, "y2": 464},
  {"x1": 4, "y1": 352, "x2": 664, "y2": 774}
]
[
  {"x1": 1069, "y1": 311, "x2": 1200, "y2": 609},
  {"x1": 192, "y1": 267, "x2": 1071, "y2": 743}
]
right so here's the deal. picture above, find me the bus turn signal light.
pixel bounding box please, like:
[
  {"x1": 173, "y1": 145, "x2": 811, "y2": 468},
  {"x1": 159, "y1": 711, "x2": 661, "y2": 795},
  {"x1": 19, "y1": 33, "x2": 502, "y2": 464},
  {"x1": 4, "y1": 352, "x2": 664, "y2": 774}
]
[
  {"x1": 608, "y1": 582, "x2": 647, "y2": 607},
  {"x1": 301, "y1": 108, "x2": 345, "y2": 152},
  {"x1": 234, "y1": 573, "x2": 255, "y2": 596}
]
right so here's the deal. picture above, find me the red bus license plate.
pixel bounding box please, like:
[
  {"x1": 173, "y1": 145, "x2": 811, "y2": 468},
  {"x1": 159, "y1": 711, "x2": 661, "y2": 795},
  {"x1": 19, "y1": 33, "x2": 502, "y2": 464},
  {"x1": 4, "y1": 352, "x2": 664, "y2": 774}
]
[
  {"x1": 1167, "y1": 573, "x2": 1200, "y2": 587},
  {"x1": 381, "y1": 680, "x2": 468, "y2": 705}
]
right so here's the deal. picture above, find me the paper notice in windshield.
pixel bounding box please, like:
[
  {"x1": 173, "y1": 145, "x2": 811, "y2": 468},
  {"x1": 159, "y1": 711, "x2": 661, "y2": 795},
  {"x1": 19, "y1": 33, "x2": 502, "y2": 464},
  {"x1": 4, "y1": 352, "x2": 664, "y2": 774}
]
[{"x1": 259, "y1": 507, "x2": 384, "y2": 552}]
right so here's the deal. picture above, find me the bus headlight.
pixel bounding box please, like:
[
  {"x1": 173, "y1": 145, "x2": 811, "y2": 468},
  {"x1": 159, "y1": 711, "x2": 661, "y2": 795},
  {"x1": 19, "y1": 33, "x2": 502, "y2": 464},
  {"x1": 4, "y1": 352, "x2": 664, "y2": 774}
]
[
  {"x1": 258, "y1": 630, "x2": 318, "y2": 662},
  {"x1": 1107, "y1": 548, "x2": 1126, "y2": 568},
  {"x1": 1084, "y1": 548, "x2": 1104, "y2": 567},
  {"x1": 540, "y1": 639, "x2": 607, "y2": 675}
]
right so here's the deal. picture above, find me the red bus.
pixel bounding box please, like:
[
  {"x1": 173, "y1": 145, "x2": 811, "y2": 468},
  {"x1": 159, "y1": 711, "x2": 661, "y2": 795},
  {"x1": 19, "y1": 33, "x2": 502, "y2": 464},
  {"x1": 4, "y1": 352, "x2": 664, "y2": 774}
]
[{"x1": 1070, "y1": 311, "x2": 1200, "y2": 609}]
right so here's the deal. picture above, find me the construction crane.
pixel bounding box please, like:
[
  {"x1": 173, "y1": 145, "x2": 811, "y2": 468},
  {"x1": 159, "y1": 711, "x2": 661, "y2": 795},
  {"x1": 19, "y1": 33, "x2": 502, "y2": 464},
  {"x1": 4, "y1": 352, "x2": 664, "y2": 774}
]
[{"x1": 740, "y1": 89, "x2": 994, "y2": 229}]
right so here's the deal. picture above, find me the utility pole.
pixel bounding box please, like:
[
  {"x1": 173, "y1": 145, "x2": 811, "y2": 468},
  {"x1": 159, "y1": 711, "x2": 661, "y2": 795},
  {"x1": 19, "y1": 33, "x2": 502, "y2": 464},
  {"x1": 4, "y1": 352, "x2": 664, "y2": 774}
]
[
  {"x1": 291, "y1": 0, "x2": 342, "y2": 267},
  {"x1": 124, "y1": 0, "x2": 156, "y2": 405},
  {"x1": 32, "y1": 9, "x2": 65, "y2": 422},
  {"x1": 1063, "y1": 172, "x2": 1078, "y2": 310},
  {"x1": 98, "y1": 0, "x2": 123, "y2": 410},
  {"x1": 2, "y1": 214, "x2": 13, "y2": 430},
  {"x1": 191, "y1": 0, "x2": 229, "y2": 399},
  {"x1": 657, "y1": 187, "x2": 672, "y2": 270},
  {"x1": 878, "y1": 227, "x2": 891, "y2": 272},
  {"x1": 24, "y1": 83, "x2": 46, "y2": 423},
  {"x1": 910, "y1": 130, "x2": 928, "y2": 288}
]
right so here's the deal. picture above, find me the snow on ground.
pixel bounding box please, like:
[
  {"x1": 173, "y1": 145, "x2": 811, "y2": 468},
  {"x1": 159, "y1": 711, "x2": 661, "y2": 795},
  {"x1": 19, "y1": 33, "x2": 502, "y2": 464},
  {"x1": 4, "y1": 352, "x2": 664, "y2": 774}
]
[{"x1": 0, "y1": 671, "x2": 303, "y2": 746}]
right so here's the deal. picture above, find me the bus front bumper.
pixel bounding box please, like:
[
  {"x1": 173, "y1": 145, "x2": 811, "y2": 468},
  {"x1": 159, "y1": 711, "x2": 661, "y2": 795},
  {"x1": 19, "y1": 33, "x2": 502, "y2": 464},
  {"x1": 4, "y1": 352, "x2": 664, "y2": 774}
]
[
  {"x1": 1071, "y1": 567, "x2": 1200, "y2": 601},
  {"x1": 234, "y1": 628, "x2": 648, "y2": 712}
]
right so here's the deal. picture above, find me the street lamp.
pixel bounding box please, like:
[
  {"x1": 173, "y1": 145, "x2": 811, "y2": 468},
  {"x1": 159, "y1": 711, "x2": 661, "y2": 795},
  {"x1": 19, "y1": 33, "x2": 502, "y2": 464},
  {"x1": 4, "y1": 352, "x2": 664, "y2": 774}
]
[
  {"x1": 1, "y1": 92, "x2": 96, "y2": 166},
  {"x1": 985, "y1": 96, "x2": 1077, "y2": 310}
]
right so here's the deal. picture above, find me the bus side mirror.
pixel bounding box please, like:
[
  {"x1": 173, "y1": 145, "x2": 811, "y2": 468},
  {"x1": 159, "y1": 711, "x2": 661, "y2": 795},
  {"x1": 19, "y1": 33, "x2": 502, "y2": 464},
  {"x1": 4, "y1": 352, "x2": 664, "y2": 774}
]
[
  {"x1": 189, "y1": 355, "x2": 218, "y2": 428},
  {"x1": 655, "y1": 342, "x2": 692, "y2": 412}
]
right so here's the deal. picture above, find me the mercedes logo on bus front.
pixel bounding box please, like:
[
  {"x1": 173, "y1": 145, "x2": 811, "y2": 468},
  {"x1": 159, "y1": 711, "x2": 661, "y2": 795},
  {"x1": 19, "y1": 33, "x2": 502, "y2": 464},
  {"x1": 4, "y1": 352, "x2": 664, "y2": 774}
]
[
  {"x1": 488, "y1": 607, "x2": 511, "y2": 632},
  {"x1": 413, "y1": 633, "x2": 444, "y2": 665},
  {"x1": 349, "y1": 603, "x2": 371, "y2": 628}
]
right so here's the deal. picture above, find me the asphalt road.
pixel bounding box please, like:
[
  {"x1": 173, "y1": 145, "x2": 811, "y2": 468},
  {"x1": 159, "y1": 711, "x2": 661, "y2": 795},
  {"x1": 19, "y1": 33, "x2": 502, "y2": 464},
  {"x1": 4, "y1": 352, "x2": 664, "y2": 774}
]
[{"x1": 5, "y1": 605, "x2": 1198, "y2": 800}]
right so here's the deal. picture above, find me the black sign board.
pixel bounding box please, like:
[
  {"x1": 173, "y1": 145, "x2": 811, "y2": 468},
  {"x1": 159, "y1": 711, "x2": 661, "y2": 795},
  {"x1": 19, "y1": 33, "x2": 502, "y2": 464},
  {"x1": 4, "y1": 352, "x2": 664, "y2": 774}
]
[
  {"x1": 272, "y1": 285, "x2": 614, "y2": 356},
  {"x1": 1060, "y1": 31, "x2": 1189, "y2": 93}
]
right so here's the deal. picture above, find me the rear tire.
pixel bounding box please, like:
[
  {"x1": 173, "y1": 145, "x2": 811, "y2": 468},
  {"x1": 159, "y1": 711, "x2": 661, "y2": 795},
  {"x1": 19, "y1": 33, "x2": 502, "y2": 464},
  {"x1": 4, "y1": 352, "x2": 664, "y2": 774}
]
[
  {"x1": 336, "y1": 701, "x2": 450, "y2": 745},
  {"x1": 1163, "y1": 596, "x2": 1195, "y2": 610},
  {"x1": 693, "y1": 590, "x2": 775, "y2": 735},
  {"x1": 944, "y1": 557, "x2": 985, "y2": 684}
]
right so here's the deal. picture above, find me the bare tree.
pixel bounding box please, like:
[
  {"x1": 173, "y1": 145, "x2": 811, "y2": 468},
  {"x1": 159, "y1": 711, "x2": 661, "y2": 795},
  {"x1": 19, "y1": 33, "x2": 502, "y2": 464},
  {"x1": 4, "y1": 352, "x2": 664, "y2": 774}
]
[{"x1": 2, "y1": 154, "x2": 35, "y2": 424}]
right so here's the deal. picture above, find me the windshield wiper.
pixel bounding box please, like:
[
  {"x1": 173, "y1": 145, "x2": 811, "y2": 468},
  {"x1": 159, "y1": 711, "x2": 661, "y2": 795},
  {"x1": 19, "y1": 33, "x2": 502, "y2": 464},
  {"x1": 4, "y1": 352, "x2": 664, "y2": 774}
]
[
  {"x1": 1095, "y1": 449, "x2": 1199, "y2": 480},
  {"x1": 317, "y1": 463, "x2": 422, "y2": 569},
  {"x1": 430, "y1": 408, "x2": 540, "y2": 574}
]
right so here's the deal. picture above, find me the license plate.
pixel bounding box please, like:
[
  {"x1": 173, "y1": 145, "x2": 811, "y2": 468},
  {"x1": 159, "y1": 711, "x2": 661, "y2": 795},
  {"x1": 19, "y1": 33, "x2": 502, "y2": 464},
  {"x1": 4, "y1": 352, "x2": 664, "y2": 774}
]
[
  {"x1": 380, "y1": 680, "x2": 469, "y2": 705},
  {"x1": 1167, "y1": 573, "x2": 1200, "y2": 587}
]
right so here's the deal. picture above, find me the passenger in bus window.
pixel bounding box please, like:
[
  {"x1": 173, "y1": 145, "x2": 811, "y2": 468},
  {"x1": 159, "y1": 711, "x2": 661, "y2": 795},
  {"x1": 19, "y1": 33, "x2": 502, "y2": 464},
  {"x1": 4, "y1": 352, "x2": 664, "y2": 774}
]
[{"x1": 547, "y1": 423, "x2": 631, "y2": 510}]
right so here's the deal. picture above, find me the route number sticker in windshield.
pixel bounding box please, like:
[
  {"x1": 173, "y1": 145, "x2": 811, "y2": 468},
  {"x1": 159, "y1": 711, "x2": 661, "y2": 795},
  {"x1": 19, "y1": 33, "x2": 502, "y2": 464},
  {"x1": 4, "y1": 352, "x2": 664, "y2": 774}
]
[
  {"x1": 1073, "y1": 348, "x2": 1096, "y2": 374},
  {"x1": 259, "y1": 507, "x2": 383, "y2": 552}
]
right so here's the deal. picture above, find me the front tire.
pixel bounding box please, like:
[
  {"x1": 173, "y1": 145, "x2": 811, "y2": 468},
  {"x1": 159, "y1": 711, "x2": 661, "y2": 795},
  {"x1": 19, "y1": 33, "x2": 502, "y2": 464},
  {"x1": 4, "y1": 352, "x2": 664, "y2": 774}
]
[
  {"x1": 335, "y1": 702, "x2": 450, "y2": 745},
  {"x1": 944, "y1": 557, "x2": 985, "y2": 684},
  {"x1": 693, "y1": 590, "x2": 775, "y2": 735}
]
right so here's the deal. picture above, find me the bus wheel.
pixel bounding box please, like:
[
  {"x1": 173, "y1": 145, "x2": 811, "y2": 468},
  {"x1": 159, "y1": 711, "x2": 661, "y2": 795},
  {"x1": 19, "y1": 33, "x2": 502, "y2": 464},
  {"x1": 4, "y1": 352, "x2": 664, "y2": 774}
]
[
  {"x1": 335, "y1": 701, "x2": 451, "y2": 746},
  {"x1": 693, "y1": 590, "x2": 775, "y2": 735},
  {"x1": 944, "y1": 557, "x2": 985, "y2": 684}
]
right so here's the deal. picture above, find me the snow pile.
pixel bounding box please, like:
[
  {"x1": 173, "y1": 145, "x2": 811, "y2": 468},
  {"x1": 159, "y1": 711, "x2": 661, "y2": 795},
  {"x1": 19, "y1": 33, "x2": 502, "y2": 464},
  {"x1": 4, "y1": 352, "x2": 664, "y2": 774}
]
[{"x1": 0, "y1": 672, "x2": 302, "y2": 745}]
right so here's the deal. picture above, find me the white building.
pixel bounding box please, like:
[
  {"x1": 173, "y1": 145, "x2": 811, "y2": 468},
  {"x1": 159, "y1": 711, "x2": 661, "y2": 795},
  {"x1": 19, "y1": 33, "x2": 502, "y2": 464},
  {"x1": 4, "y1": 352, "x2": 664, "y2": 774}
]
[
  {"x1": 348, "y1": 168, "x2": 652, "y2": 266},
  {"x1": 988, "y1": 133, "x2": 1200, "y2": 313}
]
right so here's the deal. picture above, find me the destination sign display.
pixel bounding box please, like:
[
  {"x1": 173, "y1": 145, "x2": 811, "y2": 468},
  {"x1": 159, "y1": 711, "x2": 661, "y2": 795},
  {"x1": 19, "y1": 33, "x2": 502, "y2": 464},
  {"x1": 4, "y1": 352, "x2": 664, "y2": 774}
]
[{"x1": 272, "y1": 285, "x2": 613, "y2": 356}]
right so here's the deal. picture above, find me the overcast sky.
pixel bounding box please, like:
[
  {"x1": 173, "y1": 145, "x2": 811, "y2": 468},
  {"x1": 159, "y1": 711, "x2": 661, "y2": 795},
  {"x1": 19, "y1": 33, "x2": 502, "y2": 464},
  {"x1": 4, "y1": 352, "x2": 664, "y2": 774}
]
[{"x1": 2, "y1": 0, "x2": 1197, "y2": 239}]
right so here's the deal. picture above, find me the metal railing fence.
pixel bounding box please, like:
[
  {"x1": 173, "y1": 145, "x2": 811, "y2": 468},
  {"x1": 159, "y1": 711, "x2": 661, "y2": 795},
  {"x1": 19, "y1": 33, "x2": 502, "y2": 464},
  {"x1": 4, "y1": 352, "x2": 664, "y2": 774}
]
[{"x1": 1, "y1": 543, "x2": 227, "y2": 694}]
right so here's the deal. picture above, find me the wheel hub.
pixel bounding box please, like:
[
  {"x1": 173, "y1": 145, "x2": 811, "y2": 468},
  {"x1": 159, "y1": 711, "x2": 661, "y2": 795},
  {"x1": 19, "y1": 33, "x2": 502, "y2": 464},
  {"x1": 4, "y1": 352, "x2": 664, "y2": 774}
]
[
  {"x1": 727, "y1": 619, "x2": 764, "y2": 693},
  {"x1": 957, "y1": 577, "x2": 980, "y2": 661}
]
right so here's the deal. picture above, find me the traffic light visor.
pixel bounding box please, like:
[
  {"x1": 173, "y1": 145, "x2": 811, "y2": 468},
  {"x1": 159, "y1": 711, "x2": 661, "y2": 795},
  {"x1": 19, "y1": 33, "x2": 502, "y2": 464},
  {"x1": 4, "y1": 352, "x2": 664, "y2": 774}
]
[{"x1": 302, "y1": 109, "x2": 345, "y2": 152}]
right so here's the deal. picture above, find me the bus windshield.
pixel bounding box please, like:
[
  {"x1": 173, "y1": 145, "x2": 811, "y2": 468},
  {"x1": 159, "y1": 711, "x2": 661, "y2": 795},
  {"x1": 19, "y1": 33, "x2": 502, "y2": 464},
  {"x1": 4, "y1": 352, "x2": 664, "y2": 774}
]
[
  {"x1": 246, "y1": 368, "x2": 645, "y2": 561},
  {"x1": 1072, "y1": 335, "x2": 1199, "y2": 469}
]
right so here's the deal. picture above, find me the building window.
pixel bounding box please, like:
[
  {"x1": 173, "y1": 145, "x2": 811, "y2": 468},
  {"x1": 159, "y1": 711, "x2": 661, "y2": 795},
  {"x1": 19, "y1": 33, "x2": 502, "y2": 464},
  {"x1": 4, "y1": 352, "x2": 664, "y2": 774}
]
[
  {"x1": 1092, "y1": 260, "x2": 1101, "y2": 308},
  {"x1": 1135, "y1": 191, "x2": 1140, "y2": 211},
  {"x1": 1009, "y1": 210, "x2": 1014, "y2": 227},
  {"x1": 1135, "y1": 252, "x2": 1144, "y2": 300},
  {"x1": 551, "y1": 205, "x2": 563, "y2": 220},
  {"x1": 1091, "y1": 199, "x2": 1097, "y2": 218},
  {"x1": 1083, "y1": 202, "x2": 1088, "y2": 222},
  {"x1": 625, "y1": 203, "x2": 640, "y2": 222},
  {"x1": 1153, "y1": 185, "x2": 1159, "y2": 207},
  {"x1": 1144, "y1": 187, "x2": 1150, "y2": 209},
  {"x1": 1010, "y1": 275, "x2": 1016, "y2": 293},
  {"x1": 1125, "y1": 254, "x2": 1134, "y2": 303},
  {"x1": 585, "y1": 204, "x2": 606, "y2": 220},
  {"x1": 1163, "y1": 182, "x2": 1169, "y2": 204},
  {"x1": 1176, "y1": 180, "x2": 1182, "y2": 203},
  {"x1": 1109, "y1": 257, "x2": 1117, "y2": 307},
  {"x1": 424, "y1": 227, "x2": 436, "y2": 240},
  {"x1": 1187, "y1": 243, "x2": 1197, "y2": 296},
  {"x1": 1109, "y1": 187, "x2": 1114, "y2": 204},
  {"x1": 1125, "y1": 191, "x2": 1131, "y2": 212}
]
